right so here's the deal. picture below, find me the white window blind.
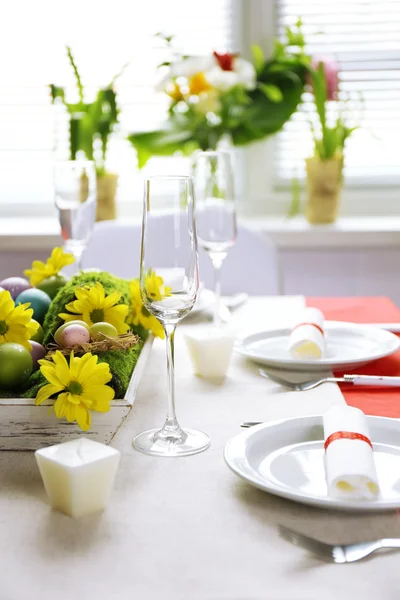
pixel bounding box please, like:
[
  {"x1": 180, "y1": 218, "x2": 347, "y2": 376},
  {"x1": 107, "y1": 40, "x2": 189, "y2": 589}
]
[
  {"x1": 274, "y1": 0, "x2": 400, "y2": 187},
  {"x1": 0, "y1": 0, "x2": 236, "y2": 214}
]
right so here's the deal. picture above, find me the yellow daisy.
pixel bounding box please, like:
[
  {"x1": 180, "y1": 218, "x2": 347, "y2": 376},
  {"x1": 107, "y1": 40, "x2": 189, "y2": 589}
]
[
  {"x1": 0, "y1": 290, "x2": 39, "y2": 350},
  {"x1": 59, "y1": 282, "x2": 129, "y2": 334},
  {"x1": 36, "y1": 350, "x2": 115, "y2": 431},
  {"x1": 24, "y1": 246, "x2": 75, "y2": 287},
  {"x1": 145, "y1": 271, "x2": 172, "y2": 302},
  {"x1": 128, "y1": 279, "x2": 165, "y2": 339}
]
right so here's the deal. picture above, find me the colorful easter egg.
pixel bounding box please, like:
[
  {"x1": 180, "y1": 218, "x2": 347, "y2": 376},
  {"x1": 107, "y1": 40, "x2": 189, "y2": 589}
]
[
  {"x1": 29, "y1": 341, "x2": 46, "y2": 370},
  {"x1": 54, "y1": 320, "x2": 89, "y2": 345},
  {"x1": 61, "y1": 324, "x2": 90, "y2": 347},
  {"x1": 0, "y1": 277, "x2": 31, "y2": 300},
  {"x1": 37, "y1": 274, "x2": 68, "y2": 299},
  {"x1": 30, "y1": 320, "x2": 44, "y2": 344},
  {"x1": 0, "y1": 343, "x2": 32, "y2": 389},
  {"x1": 89, "y1": 322, "x2": 118, "y2": 341},
  {"x1": 15, "y1": 289, "x2": 52, "y2": 324}
]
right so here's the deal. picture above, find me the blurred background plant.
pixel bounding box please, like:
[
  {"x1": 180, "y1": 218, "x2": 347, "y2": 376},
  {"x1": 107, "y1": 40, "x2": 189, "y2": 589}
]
[
  {"x1": 128, "y1": 20, "x2": 311, "y2": 168},
  {"x1": 50, "y1": 46, "x2": 129, "y2": 220}
]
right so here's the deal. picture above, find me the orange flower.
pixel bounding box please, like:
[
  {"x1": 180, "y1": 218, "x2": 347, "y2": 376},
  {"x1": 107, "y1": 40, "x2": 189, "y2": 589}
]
[{"x1": 188, "y1": 72, "x2": 212, "y2": 95}]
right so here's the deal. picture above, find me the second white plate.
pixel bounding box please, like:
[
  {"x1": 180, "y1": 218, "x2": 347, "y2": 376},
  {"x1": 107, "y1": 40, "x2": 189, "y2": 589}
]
[
  {"x1": 224, "y1": 415, "x2": 400, "y2": 512},
  {"x1": 235, "y1": 321, "x2": 400, "y2": 371}
]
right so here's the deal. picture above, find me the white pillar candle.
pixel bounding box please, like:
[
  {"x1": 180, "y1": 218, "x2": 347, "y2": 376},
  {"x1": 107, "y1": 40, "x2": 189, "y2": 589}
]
[
  {"x1": 35, "y1": 438, "x2": 121, "y2": 519},
  {"x1": 289, "y1": 307, "x2": 325, "y2": 359},
  {"x1": 323, "y1": 406, "x2": 380, "y2": 500},
  {"x1": 184, "y1": 327, "x2": 236, "y2": 379}
]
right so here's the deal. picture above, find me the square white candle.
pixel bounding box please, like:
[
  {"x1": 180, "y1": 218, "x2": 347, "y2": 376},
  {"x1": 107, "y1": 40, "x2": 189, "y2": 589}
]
[
  {"x1": 184, "y1": 326, "x2": 236, "y2": 379},
  {"x1": 35, "y1": 438, "x2": 121, "y2": 519}
]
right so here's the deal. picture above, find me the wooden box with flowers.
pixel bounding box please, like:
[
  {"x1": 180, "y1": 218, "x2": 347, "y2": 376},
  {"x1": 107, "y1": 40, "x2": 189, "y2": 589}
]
[{"x1": 0, "y1": 248, "x2": 165, "y2": 450}]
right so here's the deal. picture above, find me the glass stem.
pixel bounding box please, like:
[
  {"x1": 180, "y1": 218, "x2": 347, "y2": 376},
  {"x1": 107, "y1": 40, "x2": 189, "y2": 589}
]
[
  {"x1": 212, "y1": 256, "x2": 224, "y2": 326},
  {"x1": 155, "y1": 323, "x2": 187, "y2": 444}
]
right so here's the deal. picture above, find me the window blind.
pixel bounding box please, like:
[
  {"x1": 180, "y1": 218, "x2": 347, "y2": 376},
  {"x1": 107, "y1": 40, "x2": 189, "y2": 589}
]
[
  {"x1": 0, "y1": 0, "x2": 236, "y2": 211},
  {"x1": 274, "y1": 0, "x2": 400, "y2": 186}
]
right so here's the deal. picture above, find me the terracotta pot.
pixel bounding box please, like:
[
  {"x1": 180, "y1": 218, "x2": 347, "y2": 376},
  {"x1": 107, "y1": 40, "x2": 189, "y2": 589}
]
[
  {"x1": 305, "y1": 156, "x2": 343, "y2": 224},
  {"x1": 96, "y1": 173, "x2": 118, "y2": 221}
]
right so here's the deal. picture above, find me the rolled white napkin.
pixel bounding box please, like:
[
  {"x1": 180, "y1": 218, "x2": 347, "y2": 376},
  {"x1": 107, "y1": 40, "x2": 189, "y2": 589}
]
[
  {"x1": 323, "y1": 406, "x2": 380, "y2": 500},
  {"x1": 288, "y1": 307, "x2": 325, "y2": 359}
]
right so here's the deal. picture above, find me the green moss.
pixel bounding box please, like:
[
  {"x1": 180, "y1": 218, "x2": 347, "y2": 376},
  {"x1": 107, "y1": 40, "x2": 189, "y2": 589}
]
[
  {"x1": 43, "y1": 271, "x2": 132, "y2": 344},
  {"x1": 0, "y1": 271, "x2": 146, "y2": 400}
]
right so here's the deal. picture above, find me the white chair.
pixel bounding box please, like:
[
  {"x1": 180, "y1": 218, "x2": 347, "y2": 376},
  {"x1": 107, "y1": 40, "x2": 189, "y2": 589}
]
[{"x1": 82, "y1": 218, "x2": 281, "y2": 295}]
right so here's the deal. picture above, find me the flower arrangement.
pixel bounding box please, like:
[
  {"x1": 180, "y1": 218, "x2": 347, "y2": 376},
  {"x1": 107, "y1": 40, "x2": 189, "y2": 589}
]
[
  {"x1": 0, "y1": 248, "x2": 168, "y2": 433},
  {"x1": 128, "y1": 23, "x2": 310, "y2": 167}
]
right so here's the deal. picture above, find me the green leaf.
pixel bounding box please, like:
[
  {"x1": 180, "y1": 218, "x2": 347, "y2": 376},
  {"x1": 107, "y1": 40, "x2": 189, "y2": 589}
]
[
  {"x1": 66, "y1": 45, "x2": 84, "y2": 104},
  {"x1": 251, "y1": 44, "x2": 264, "y2": 74},
  {"x1": 258, "y1": 83, "x2": 283, "y2": 103},
  {"x1": 49, "y1": 84, "x2": 65, "y2": 103}
]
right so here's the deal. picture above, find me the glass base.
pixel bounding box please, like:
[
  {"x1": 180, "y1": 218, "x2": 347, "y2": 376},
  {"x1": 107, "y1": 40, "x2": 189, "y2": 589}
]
[{"x1": 132, "y1": 428, "x2": 210, "y2": 457}]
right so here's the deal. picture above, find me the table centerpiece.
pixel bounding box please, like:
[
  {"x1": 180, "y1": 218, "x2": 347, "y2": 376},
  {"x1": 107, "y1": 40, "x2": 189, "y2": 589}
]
[{"x1": 0, "y1": 247, "x2": 165, "y2": 450}]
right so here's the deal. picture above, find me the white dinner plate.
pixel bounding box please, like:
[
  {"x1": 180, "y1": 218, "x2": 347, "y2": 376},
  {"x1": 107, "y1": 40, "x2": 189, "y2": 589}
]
[
  {"x1": 235, "y1": 321, "x2": 400, "y2": 371},
  {"x1": 224, "y1": 415, "x2": 400, "y2": 512}
]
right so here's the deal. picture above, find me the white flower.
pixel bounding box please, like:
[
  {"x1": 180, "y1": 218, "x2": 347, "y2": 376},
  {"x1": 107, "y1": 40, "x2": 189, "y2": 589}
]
[
  {"x1": 206, "y1": 58, "x2": 256, "y2": 91},
  {"x1": 169, "y1": 56, "x2": 215, "y2": 78}
]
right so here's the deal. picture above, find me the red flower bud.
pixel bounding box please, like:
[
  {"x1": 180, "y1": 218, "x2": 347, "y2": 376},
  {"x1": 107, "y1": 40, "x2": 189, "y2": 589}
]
[
  {"x1": 213, "y1": 51, "x2": 237, "y2": 72},
  {"x1": 310, "y1": 55, "x2": 340, "y2": 101}
]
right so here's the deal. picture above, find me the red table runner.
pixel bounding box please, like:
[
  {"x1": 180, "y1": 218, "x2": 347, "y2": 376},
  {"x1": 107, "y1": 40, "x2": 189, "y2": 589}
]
[{"x1": 306, "y1": 297, "x2": 400, "y2": 418}]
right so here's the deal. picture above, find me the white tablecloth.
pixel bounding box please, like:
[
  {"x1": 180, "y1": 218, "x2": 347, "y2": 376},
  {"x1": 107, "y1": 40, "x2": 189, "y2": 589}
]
[{"x1": 1, "y1": 296, "x2": 399, "y2": 600}]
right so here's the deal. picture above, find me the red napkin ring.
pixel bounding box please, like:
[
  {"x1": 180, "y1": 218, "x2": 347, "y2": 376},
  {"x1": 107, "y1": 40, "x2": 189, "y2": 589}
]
[
  {"x1": 292, "y1": 322, "x2": 324, "y2": 336},
  {"x1": 324, "y1": 431, "x2": 373, "y2": 451}
]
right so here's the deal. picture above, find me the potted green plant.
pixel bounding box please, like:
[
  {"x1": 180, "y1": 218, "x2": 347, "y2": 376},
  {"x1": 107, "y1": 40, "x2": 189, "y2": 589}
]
[
  {"x1": 305, "y1": 57, "x2": 358, "y2": 224},
  {"x1": 50, "y1": 46, "x2": 126, "y2": 221}
]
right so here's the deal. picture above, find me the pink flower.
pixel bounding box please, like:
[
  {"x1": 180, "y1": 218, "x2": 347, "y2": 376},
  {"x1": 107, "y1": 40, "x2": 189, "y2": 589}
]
[{"x1": 311, "y1": 56, "x2": 339, "y2": 101}]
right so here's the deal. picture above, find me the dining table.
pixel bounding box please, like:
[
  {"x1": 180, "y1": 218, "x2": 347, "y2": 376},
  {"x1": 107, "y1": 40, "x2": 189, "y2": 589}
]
[{"x1": 1, "y1": 295, "x2": 400, "y2": 600}]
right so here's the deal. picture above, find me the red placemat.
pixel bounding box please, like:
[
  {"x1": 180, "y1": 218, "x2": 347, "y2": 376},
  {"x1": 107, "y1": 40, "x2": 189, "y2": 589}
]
[{"x1": 306, "y1": 297, "x2": 400, "y2": 418}]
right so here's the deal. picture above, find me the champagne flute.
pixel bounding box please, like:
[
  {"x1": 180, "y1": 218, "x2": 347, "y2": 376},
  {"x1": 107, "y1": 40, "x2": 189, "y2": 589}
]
[
  {"x1": 132, "y1": 175, "x2": 210, "y2": 457},
  {"x1": 192, "y1": 150, "x2": 237, "y2": 326},
  {"x1": 54, "y1": 160, "x2": 97, "y2": 272}
]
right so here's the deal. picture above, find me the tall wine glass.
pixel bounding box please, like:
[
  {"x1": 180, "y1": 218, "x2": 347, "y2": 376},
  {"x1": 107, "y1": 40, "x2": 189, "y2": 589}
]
[
  {"x1": 132, "y1": 175, "x2": 210, "y2": 457},
  {"x1": 54, "y1": 160, "x2": 97, "y2": 272},
  {"x1": 192, "y1": 151, "x2": 237, "y2": 326}
]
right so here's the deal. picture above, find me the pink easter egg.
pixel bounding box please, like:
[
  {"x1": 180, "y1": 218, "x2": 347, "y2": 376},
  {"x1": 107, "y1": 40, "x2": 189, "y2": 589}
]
[
  {"x1": 30, "y1": 341, "x2": 46, "y2": 371},
  {"x1": 61, "y1": 324, "x2": 90, "y2": 348}
]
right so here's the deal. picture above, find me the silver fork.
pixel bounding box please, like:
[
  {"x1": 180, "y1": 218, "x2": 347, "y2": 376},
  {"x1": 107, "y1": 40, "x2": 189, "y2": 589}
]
[
  {"x1": 278, "y1": 525, "x2": 400, "y2": 563},
  {"x1": 259, "y1": 369, "x2": 400, "y2": 391},
  {"x1": 259, "y1": 369, "x2": 348, "y2": 390}
]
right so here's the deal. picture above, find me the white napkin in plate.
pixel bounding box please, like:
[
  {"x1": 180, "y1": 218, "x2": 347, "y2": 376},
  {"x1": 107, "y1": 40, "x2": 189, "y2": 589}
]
[
  {"x1": 323, "y1": 406, "x2": 380, "y2": 500},
  {"x1": 288, "y1": 307, "x2": 325, "y2": 359}
]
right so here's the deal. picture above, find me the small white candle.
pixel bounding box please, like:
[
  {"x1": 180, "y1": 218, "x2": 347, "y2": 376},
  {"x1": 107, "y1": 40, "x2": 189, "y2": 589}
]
[
  {"x1": 184, "y1": 327, "x2": 236, "y2": 379},
  {"x1": 323, "y1": 406, "x2": 379, "y2": 500},
  {"x1": 35, "y1": 438, "x2": 121, "y2": 519},
  {"x1": 289, "y1": 307, "x2": 325, "y2": 359}
]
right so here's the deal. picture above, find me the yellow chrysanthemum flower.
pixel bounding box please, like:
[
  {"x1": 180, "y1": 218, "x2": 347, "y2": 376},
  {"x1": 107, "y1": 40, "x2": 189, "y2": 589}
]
[
  {"x1": 145, "y1": 271, "x2": 172, "y2": 302},
  {"x1": 59, "y1": 282, "x2": 129, "y2": 334},
  {"x1": 128, "y1": 279, "x2": 165, "y2": 339},
  {"x1": 0, "y1": 290, "x2": 39, "y2": 350},
  {"x1": 36, "y1": 350, "x2": 115, "y2": 431},
  {"x1": 24, "y1": 246, "x2": 75, "y2": 287}
]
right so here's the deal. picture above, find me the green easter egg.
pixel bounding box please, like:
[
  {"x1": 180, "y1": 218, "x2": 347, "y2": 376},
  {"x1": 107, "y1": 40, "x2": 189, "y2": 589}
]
[
  {"x1": 37, "y1": 274, "x2": 68, "y2": 299},
  {"x1": 0, "y1": 343, "x2": 32, "y2": 389},
  {"x1": 30, "y1": 320, "x2": 44, "y2": 344},
  {"x1": 89, "y1": 322, "x2": 118, "y2": 341},
  {"x1": 54, "y1": 320, "x2": 89, "y2": 346},
  {"x1": 15, "y1": 289, "x2": 52, "y2": 324}
]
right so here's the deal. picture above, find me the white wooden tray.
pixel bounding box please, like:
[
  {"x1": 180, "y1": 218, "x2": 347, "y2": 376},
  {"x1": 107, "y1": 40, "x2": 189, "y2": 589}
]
[{"x1": 0, "y1": 336, "x2": 153, "y2": 451}]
